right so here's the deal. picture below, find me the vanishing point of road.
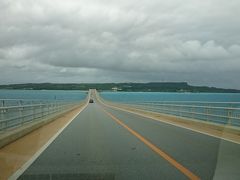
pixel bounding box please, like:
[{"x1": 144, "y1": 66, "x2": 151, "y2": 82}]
[{"x1": 17, "y1": 90, "x2": 240, "y2": 180}]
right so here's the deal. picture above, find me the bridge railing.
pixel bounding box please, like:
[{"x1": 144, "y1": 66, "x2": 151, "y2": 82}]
[
  {"x1": 109, "y1": 101, "x2": 240, "y2": 127},
  {"x1": 0, "y1": 99, "x2": 83, "y2": 131}
]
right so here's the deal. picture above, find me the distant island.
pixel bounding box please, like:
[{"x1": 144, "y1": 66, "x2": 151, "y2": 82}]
[{"x1": 0, "y1": 82, "x2": 239, "y2": 93}]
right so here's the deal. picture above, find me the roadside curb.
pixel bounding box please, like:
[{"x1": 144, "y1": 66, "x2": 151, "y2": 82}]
[
  {"x1": 96, "y1": 92, "x2": 240, "y2": 144},
  {"x1": 0, "y1": 105, "x2": 82, "y2": 149},
  {"x1": 110, "y1": 103, "x2": 240, "y2": 135}
]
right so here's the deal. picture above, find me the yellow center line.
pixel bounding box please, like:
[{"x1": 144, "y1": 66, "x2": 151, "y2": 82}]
[{"x1": 102, "y1": 108, "x2": 200, "y2": 180}]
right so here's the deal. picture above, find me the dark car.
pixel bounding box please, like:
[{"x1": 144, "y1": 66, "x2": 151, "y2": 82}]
[{"x1": 89, "y1": 99, "x2": 94, "y2": 103}]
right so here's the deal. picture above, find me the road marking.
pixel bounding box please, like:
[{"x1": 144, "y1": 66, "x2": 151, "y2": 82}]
[
  {"x1": 98, "y1": 97, "x2": 240, "y2": 145},
  {"x1": 9, "y1": 97, "x2": 90, "y2": 180},
  {"x1": 102, "y1": 108, "x2": 200, "y2": 180}
]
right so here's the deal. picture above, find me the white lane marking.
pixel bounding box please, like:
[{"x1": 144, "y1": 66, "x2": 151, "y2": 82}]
[
  {"x1": 97, "y1": 98, "x2": 240, "y2": 145},
  {"x1": 9, "y1": 98, "x2": 89, "y2": 180}
]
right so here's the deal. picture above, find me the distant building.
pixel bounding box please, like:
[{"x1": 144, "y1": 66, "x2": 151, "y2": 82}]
[{"x1": 111, "y1": 87, "x2": 122, "y2": 91}]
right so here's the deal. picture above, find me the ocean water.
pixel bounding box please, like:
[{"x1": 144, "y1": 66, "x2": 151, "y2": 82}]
[
  {"x1": 100, "y1": 92, "x2": 240, "y2": 103},
  {"x1": 1, "y1": 90, "x2": 240, "y2": 126},
  {"x1": 100, "y1": 92, "x2": 240, "y2": 126},
  {"x1": 0, "y1": 90, "x2": 88, "y2": 102},
  {"x1": 0, "y1": 90, "x2": 88, "y2": 130}
]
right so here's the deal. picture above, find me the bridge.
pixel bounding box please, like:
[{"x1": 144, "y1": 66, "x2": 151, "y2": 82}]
[{"x1": 0, "y1": 90, "x2": 240, "y2": 180}]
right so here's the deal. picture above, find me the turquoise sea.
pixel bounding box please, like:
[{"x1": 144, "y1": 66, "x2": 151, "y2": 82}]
[
  {"x1": 100, "y1": 92, "x2": 240, "y2": 103},
  {"x1": 0, "y1": 90, "x2": 87, "y2": 102},
  {"x1": 100, "y1": 92, "x2": 240, "y2": 126},
  {"x1": 1, "y1": 90, "x2": 240, "y2": 126},
  {"x1": 1, "y1": 90, "x2": 240, "y2": 103}
]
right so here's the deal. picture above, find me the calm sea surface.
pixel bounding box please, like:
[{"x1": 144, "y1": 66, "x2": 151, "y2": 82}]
[
  {"x1": 100, "y1": 92, "x2": 240, "y2": 102},
  {"x1": 1, "y1": 90, "x2": 240, "y2": 103},
  {"x1": 0, "y1": 90, "x2": 87, "y2": 101},
  {"x1": 1, "y1": 90, "x2": 240, "y2": 126}
]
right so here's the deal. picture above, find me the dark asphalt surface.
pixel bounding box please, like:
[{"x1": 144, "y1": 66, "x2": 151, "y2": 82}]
[{"x1": 18, "y1": 98, "x2": 240, "y2": 180}]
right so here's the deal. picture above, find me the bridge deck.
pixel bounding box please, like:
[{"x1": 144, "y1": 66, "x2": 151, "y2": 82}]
[{"x1": 1, "y1": 91, "x2": 240, "y2": 179}]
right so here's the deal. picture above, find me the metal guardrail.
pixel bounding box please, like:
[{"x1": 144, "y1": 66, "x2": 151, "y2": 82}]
[
  {"x1": 107, "y1": 100, "x2": 240, "y2": 127},
  {"x1": 0, "y1": 99, "x2": 84, "y2": 131}
]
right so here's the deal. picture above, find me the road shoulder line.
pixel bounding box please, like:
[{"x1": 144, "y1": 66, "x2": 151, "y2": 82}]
[
  {"x1": 101, "y1": 107, "x2": 200, "y2": 180},
  {"x1": 96, "y1": 94, "x2": 240, "y2": 145},
  {"x1": 9, "y1": 102, "x2": 89, "y2": 180}
]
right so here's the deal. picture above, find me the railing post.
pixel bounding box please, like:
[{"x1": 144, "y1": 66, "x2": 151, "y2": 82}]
[
  {"x1": 238, "y1": 114, "x2": 240, "y2": 126},
  {"x1": 57, "y1": 102, "x2": 59, "y2": 112},
  {"x1": 0, "y1": 100, "x2": 4, "y2": 117},
  {"x1": 32, "y1": 101, "x2": 35, "y2": 121},
  {"x1": 18, "y1": 100, "x2": 24, "y2": 125},
  {"x1": 1, "y1": 100, "x2": 3, "y2": 108},
  {"x1": 177, "y1": 105, "x2": 180, "y2": 117},
  {"x1": 179, "y1": 105, "x2": 182, "y2": 117},
  {"x1": 227, "y1": 109, "x2": 232, "y2": 125},
  {"x1": 51, "y1": 103, "x2": 54, "y2": 114},
  {"x1": 56, "y1": 102, "x2": 58, "y2": 112},
  {"x1": 206, "y1": 107, "x2": 210, "y2": 121},
  {"x1": 53, "y1": 102, "x2": 56, "y2": 113},
  {"x1": 1, "y1": 100, "x2": 6, "y2": 113},
  {"x1": 191, "y1": 107, "x2": 194, "y2": 119},
  {"x1": 41, "y1": 102, "x2": 44, "y2": 118},
  {"x1": 0, "y1": 101, "x2": 4, "y2": 131},
  {"x1": 48, "y1": 103, "x2": 50, "y2": 115}
]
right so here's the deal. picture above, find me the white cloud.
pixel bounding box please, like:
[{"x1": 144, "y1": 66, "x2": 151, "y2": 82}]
[{"x1": 0, "y1": 0, "x2": 240, "y2": 88}]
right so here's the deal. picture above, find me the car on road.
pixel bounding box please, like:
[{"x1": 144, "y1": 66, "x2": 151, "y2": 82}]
[{"x1": 89, "y1": 99, "x2": 94, "y2": 103}]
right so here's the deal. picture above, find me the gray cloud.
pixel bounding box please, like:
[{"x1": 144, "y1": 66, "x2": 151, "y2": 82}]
[{"x1": 0, "y1": 0, "x2": 240, "y2": 88}]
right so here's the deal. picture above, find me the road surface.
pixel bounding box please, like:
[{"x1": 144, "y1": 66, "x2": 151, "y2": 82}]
[{"x1": 17, "y1": 94, "x2": 240, "y2": 180}]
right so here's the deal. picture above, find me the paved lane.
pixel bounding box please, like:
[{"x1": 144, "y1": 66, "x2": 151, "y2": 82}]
[
  {"x1": 18, "y1": 97, "x2": 240, "y2": 180},
  {"x1": 103, "y1": 105, "x2": 240, "y2": 179},
  {"x1": 18, "y1": 103, "x2": 187, "y2": 180}
]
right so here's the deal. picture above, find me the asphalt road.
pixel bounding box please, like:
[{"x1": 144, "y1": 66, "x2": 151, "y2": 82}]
[{"x1": 18, "y1": 97, "x2": 240, "y2": 180}]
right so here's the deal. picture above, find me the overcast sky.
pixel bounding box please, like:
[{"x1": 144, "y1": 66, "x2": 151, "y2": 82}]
[{"x1": 0, "y1": 0, "x2": 240, "y2": 88}]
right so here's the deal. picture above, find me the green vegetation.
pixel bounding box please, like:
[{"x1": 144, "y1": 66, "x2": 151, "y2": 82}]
[{"x1": 0, "y1": 82, "x2": 239, "y2": 93}]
